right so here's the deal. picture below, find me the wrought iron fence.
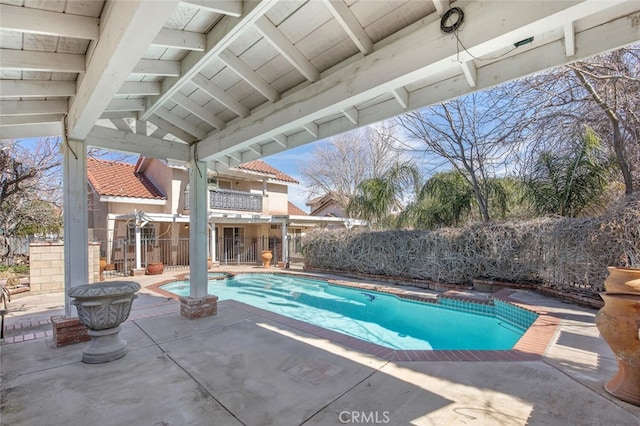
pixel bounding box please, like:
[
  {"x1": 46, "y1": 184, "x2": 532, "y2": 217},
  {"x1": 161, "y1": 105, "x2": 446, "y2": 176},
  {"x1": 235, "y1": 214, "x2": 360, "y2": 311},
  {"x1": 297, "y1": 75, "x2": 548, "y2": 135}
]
[{"x1": 99, "y1": 234, "x2": 304, "y2": 277}]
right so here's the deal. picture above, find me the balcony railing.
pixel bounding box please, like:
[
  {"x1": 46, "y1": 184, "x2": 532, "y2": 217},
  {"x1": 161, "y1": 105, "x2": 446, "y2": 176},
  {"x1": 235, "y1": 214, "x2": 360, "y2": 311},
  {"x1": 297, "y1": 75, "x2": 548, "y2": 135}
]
[{"x1": 209, "y1": 189, "x2": 263, "y2": 212}]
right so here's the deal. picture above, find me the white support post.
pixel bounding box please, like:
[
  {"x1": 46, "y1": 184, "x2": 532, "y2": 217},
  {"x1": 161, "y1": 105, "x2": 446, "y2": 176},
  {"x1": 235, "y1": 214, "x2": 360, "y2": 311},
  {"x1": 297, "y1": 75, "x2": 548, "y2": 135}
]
[
  {"x1": 62, "y1": 139, "x2": 88, "y2": 317},
  {"x1": 210, "y1": 224, "x2": 217, "y2": 262},
  {"x1": 189, "y1": 146, "x2": 208, "y2": 298},
  {"x1": 281, "y1": 220, "x2": 288, "y2": 267},
  {"x1": 135, "y1": 225, "x2": 142, "y2": 270},
  {"x1": 106, "y1": 217, "x2": 115, "y2": 264}
]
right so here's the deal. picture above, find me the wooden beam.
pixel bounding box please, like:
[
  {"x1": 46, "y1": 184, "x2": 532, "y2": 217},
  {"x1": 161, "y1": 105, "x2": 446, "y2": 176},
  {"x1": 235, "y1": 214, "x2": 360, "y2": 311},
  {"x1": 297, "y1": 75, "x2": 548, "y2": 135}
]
[
  {"x1": 226, "y1": 151, "x2": 241, "y2": 162},
  {"x1": 341, "y1": 107, "x2": 358, "y2": 125},
  {"x1": 67, "y1": 0, "x2": 181, "y2": 139},
  {"x1": 136, "y1": 120, "x2": 148, "y2": 136},
  {"x1": 0, "y1": 80, "x2": 76, "y2": 98},
  {"x1": 219, "y1": 50, "x2": 280, "y2": 102},
  {"x1": 0, "y1": 99, "x2": 68, "y2": 115},
  {"x1": 147, "y1": 115, "x2": 197, "y2": 144},
  {"x1": 86, "y1": 126, "x2": 190, "y2": 162},
  {"x1": 460, "y1": 60, "x2": 477, "y2": 88},
  {"x1": 302, "y1": 122, "x2": 319, "y2": 138},
  {"x1": 172, "y1": 92, "x2": 226, "y2": 129},
  {"x1": 105, "y1": 99, "x2": 146, "y2": 112},
  {"x1": 99, "y1": 111, "x2": 138, "y2": 120},
  {"x1": 255, "y1": 16, "x2": 320, "y2": 82},
  {"x1": 241, "y1": 10, "x2": 640, "y2": 167},
  {"x1": 150, "y1": 125, "x2": 169, "y2": 139},
  {"x1": 0, "y1": 122, "x2": 62, "y2": 140},
  {"x1": 198, "y1": 0, "x2": 634, "y2": 161},
  {"x1": 272, "y1": 134, "x2": 287, "y2": 147},
  {"x1": 117, "y1": 82, "x2": 162, "y2": 96},
  {"x1": 0, "y1": 49, "x2": 85, "y2": 73},
  {"x1": 131, "y1": 59, "x2": 181, "y2": 76},
  {"x1": 431, "y1": 0, "x2": 447, "y2": 16},
  {"x1": 246, "y1": 144, "x2": 262, "y2": 155},
  {"x1": 153, "y1": 28, "x2": 206, "y2": 51},
  {"x1": 321, "y1": 0, "x2": 373, "y2": 54},
  {"x1": 110, "y1": 118, "x2": 133, "y2": 133},
  {"x1": 0, "y1": 114, "x2": 64, "y2": 126},
  {"x1": 140, "y1": 0, "x2": 274, "y2": 120},
  {"x1": 180, "y1": 0, "x2": 242, "y2": 17},
  {"x1": 391, "y1": 87, "x2": 409, "y2": 109},
  {"x1": 0, "y1": 4, "x2": 99, "y2": 39},
  {"x1": 564, "y1": 20, "x2": 576, "y2": 57},
  {"x1": 155, "y1": 107, "x2": 208, "y2": 140},
  {"x1": 191, "y1": 74, "x2": 250, "y2": 118}
]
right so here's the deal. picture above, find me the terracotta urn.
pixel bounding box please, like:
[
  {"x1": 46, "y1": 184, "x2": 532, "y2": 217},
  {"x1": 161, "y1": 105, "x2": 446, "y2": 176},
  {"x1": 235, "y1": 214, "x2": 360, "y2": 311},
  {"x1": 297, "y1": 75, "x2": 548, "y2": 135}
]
[
  {"x1": 99, "y1": 257, "x2": 107, "y2": 281},
  {"x1": 595, "y1": 292, "x2": 640, "y2": 406},
  {"x1": 260, "y1": 250, "x2": 273, "y2": 268},
  {"x1": 68, "y1": 281, "x2": 140, "y2": 364},
  {"x1": 604, "y1": 266, "x2": 640, "y2": 293},
  {"x1": 146, "y1": 262, "x2": 164, "y2": 275}
]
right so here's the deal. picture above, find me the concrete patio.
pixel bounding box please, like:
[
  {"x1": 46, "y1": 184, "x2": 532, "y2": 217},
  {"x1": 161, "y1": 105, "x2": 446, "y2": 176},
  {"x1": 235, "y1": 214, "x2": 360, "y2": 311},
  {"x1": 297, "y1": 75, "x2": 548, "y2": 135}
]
[{"x1": 1, "y1": 270, "x2": 639, "y2": 425}]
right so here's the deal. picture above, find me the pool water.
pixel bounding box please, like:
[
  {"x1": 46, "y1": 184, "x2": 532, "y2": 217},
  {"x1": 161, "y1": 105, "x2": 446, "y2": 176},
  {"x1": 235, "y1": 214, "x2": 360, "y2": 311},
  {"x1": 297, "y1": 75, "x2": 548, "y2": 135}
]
[{"x1": 161, "y1": 274, "x2": 535, "y2": 350}]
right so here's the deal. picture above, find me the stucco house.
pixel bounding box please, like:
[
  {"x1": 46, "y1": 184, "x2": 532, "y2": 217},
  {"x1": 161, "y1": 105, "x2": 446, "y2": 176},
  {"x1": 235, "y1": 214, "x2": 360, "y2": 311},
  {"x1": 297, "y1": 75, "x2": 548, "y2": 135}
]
[
  {"x1": 307, "y1": 191, "x2": 402, "y2": 226},
  {"x1": 307, "y1": 193, "x2": 348, "y2": 218},
  {"x1": 87, "y1": 157, "x2": 363, "y2": 274}
]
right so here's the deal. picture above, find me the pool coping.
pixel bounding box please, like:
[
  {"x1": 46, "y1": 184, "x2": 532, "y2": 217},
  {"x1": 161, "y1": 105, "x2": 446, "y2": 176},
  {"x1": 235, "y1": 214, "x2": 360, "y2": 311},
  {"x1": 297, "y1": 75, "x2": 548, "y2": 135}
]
[{"x1": 148, "y1": 272, "x2": 560, "y2": 362}]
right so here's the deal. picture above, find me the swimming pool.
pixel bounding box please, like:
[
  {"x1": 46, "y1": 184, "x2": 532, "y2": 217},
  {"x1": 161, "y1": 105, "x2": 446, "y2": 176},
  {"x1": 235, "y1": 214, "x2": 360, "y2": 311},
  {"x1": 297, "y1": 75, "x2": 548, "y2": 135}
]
[{"x1": 161, "y1": 273, "x2": 537, "y2": 350}]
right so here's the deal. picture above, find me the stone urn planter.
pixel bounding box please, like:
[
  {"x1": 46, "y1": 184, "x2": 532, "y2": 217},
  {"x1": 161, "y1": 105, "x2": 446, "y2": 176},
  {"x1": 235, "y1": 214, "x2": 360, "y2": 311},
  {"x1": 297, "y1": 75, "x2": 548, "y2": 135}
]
[
  {"x1": 595, "y1": 266, "x2": 640, "y2": 406},
  {"x1": 260, "y1": 250, "x2": 273, "y2": 269},
  {"x1": 67, "y1": 281, "x2": 140, "y2": 364}
]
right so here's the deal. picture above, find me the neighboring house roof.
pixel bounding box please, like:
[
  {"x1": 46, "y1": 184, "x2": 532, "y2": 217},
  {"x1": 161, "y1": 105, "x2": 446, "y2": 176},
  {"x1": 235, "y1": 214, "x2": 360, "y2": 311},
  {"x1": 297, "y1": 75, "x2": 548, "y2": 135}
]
[
  {"x1": 307, "y1": 193, "x2": 346, "y2": 217},
  {"x1": 288, "y1": 202, "x2": 307, "y2": 216},
  {"x1": 87, "y1": 158, "x2": 166, "y2": 200},
  {"x1": 235, "y1": 160, "x2": 299, "y2": 184}
]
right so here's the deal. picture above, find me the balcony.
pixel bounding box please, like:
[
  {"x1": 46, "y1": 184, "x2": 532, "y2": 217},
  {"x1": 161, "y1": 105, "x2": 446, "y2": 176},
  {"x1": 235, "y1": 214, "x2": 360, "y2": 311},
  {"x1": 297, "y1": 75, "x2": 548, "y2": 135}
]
[{"x1": 209, "y1": 189, "x2": 263, "y2": 212}]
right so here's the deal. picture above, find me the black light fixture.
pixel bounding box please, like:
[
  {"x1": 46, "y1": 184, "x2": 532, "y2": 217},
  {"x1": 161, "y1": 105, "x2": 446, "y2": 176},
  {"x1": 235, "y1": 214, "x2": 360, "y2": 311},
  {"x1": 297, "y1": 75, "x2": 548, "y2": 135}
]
[{"x1": 514, "y1": 36, "x2": 534, "y2": 48}]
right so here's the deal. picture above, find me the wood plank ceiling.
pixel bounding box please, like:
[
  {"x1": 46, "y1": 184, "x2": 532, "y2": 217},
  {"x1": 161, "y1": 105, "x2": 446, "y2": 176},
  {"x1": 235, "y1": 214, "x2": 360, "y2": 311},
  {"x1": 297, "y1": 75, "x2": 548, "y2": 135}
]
[{"x1": 1, "y1": 0, "x2": 639, "y2": 171}]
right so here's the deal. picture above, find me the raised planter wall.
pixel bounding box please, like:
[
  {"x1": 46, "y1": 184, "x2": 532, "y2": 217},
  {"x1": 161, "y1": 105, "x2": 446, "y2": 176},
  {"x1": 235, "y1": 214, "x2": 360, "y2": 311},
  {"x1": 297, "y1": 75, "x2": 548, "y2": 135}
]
[{"x1": 28, "y1": 242, "x2": 100, "y2": 295}]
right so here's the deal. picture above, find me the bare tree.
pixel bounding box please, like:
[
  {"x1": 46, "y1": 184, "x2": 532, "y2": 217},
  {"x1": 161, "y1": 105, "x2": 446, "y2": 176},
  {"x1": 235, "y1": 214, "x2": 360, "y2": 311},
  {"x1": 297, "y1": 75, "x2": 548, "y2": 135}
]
[
  {"x1": 297, "y1": 122, "x2": 404, "y2": 209},
  {"x1": 568, "y1": 48, "x2": 640, "y2": 195},
  {"x1": 1, "y1": 139, "x2": 62, "y2": 263},
  {"x1": 517, "y1": 45, "x2": 640, "y2": 195},
  {"x1": 396, "y1": 90, "x2": 532, "y2": 222}
]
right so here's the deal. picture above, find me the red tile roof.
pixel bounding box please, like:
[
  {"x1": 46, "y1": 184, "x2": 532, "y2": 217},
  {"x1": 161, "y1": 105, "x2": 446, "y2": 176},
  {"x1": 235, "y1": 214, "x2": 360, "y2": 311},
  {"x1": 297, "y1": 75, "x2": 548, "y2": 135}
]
[
  {"x1": 87, "y1": 158, "x2": 166, "y2": 200},
  {"x1": 288, "y1": 202, "x2": 308, "y2": 216},
  {"x1": 235, "y1": 160, "x2": 299, "y2": 184}
]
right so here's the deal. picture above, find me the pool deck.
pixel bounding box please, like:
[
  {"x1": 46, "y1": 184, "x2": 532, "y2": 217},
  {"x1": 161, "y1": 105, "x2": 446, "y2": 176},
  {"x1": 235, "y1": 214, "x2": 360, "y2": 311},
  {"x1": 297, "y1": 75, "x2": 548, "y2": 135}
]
[{"x1": 2, "y1": 267, "x2": 639, "y2": 425}]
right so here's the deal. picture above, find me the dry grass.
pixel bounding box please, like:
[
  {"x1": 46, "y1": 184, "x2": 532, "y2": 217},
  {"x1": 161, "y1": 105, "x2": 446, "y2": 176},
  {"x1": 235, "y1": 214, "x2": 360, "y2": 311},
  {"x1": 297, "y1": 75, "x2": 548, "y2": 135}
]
[{"x1": 303, "y1": 196, "x2": 640, "y2": 296}]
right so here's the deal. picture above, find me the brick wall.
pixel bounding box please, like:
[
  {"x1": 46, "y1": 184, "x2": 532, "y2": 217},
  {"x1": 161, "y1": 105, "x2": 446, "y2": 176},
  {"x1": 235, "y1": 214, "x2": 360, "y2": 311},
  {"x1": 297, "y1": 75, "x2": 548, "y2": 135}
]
[{"x1": 29, "y1": 242, "x2": 100, "y2": 295}]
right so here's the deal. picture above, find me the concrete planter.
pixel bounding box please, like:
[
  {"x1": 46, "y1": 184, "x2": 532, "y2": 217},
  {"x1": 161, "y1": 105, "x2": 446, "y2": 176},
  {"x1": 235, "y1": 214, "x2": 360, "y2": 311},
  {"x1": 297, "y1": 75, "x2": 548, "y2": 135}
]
[{"x1": 67, "y1": 281, "x2": 140, "y2": 364}]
